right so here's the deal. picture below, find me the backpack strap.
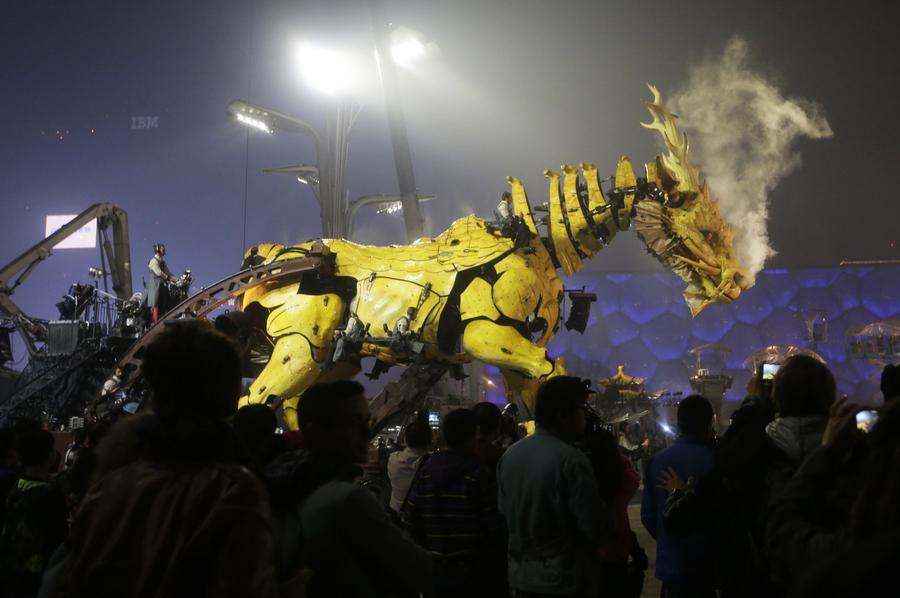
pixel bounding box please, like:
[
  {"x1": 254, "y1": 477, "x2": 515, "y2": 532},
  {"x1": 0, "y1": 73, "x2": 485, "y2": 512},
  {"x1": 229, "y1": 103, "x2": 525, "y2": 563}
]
[{"x1": 399, "y1": 451, "x2": 432, "y2": 516}]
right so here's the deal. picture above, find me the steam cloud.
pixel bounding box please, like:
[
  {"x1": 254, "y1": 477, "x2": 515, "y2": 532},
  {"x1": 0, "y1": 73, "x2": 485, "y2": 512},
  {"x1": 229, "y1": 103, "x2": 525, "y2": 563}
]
[{"x1": 669, "y1": 36, "x2": 833, "y2": 278}]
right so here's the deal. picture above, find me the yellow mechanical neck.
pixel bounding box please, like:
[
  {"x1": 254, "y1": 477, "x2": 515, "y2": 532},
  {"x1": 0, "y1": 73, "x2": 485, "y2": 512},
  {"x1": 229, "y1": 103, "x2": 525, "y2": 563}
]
[{"x1": 507, "y1": 158, "x2": 641, "y2": 277}]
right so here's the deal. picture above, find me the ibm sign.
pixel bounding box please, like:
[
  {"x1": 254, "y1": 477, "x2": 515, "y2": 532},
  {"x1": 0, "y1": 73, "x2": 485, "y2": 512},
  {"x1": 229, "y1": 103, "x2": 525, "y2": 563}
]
[{"x1": 131, "y1": 116, "x2": 160, "y2": 130}]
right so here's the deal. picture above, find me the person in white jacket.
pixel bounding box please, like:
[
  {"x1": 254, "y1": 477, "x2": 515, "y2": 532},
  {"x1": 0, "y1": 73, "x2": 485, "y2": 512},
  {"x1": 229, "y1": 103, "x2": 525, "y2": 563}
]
[{"x1": 387, "y1": 419, "x2": 433, "y2": 512}]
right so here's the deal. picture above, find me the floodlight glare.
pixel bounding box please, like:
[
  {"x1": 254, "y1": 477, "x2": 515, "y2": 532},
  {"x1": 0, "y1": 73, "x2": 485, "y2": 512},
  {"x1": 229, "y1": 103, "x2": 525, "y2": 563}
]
[
  {"x1": 390, "y1": 38, "x2": 425, "y2": 66},
  {"x1": 298, "y1": 44, "x2": 356, "y2": 94},
  {"x1": 376, "y1": 201, "x2": 403, "y2": 215},
  {"x1": 234, "y1": 112, "x2": 273, "y2": 134}
]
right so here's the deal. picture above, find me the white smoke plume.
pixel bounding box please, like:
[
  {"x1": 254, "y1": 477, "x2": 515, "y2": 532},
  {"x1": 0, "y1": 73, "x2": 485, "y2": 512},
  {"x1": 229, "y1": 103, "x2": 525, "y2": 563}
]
[{"x1": 669, "y1": 36, "x2": 833, "y2": 277}]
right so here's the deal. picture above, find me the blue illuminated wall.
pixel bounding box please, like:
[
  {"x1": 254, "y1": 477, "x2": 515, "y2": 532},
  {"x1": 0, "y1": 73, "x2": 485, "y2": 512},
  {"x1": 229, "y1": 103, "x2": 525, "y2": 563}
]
[{"x1": 486, "y1": 265, "x2": 900, "y2": 405}]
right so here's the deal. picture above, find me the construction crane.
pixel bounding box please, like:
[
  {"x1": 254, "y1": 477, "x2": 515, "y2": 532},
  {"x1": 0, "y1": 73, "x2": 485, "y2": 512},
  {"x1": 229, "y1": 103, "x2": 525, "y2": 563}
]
[{"x1": 0, "y1": 203, "x2": 131, "y2": 356}]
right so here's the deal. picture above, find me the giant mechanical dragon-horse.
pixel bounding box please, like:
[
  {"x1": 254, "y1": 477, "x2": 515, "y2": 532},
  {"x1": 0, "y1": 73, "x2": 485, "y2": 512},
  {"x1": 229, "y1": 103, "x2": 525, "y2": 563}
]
[
  {"x1": 227, "y1": 86, "x2": 753, "y2": 428},
  {"x1": 115, "y1": 86, "x2": 751, "y2": 429}
]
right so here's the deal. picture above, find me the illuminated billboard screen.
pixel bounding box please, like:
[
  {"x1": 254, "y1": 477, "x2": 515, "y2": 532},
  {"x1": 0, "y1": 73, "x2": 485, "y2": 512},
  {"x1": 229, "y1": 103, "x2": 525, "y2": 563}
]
[{"x1": 45, "y1": 215, "x2": 96, "y2": 249}]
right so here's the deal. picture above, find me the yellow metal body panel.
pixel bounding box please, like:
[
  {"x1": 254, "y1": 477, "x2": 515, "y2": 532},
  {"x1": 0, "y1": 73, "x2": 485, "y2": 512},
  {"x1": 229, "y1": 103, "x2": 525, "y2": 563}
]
[
  {"x1": 492, "y1": 241, "x2": 563, "y2": 348},
  {"x1": 462, "y1": 320, "x2": 555, "y2": 377},
  {"x1": 266, "y1": 293, "x2": 342, "y2": 344},
  {"x1": 492, "y1": 268, "x2": 539, "y2": 322},
  {"x1": 506, "y1": 176, "x2": 539, "y2": 237},
  {"x1": 614, "y1": 157, "x2": 637, "y2": 231},
  {"x1": 580, "y1": 162, "x2": 620, "y2": 242},
  {"x1": 545, "y1": 169, "x2": 582, "y2": 277},
  {"x1": 460, "y1": 277, "x2": 501, "y2": 321},
  {"x1": 563, "y1": 165, "x2": 603, "y2": 256}
]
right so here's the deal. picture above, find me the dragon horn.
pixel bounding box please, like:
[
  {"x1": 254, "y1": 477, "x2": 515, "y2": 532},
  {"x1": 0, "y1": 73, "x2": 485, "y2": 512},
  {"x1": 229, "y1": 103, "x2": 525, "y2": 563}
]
[{"x1": 640, "y1": 83, "x2": 703, "y2": 195}]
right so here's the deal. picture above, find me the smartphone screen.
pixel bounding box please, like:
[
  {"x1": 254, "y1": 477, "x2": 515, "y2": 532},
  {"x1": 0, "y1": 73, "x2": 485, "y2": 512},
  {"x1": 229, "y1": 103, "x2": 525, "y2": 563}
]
[
  {"x1": 856, "y1": 410, "x2": 879, "y2": 433},
  {"x1": 762, "y1": 363, "x2": 779, "y2": 380}
]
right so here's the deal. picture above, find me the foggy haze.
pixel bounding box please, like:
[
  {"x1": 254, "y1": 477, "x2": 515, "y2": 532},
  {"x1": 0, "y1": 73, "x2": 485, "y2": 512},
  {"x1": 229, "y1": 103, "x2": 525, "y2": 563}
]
[{"x1": 1, "y1": 0, "x2": 898, "y2": 328}]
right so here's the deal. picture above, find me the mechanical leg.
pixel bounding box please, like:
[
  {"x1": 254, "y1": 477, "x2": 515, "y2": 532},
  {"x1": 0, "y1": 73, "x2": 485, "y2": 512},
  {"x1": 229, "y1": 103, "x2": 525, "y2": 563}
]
[
  {"x1": 462, "y1": 320, "x2": 564, "y2": 413},
  {"x1": 241, "y1": 292, "x2": 345, "y2": 429}
]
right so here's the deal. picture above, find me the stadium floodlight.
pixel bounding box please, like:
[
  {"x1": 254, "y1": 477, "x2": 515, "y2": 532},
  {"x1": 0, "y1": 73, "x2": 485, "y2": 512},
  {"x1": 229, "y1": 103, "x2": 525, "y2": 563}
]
[
  {"x1": 389, "y1": 27, "x2": 427, "y2": 67},
  {"x1": 297, "y1": 44, "x2": 357, "y2": 95}
]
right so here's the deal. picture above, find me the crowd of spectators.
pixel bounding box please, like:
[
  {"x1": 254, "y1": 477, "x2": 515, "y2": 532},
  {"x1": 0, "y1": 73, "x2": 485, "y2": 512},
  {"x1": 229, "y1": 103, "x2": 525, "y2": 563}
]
[{"x1": 0, "y1": 320, "x2": 897, "y2": 598}]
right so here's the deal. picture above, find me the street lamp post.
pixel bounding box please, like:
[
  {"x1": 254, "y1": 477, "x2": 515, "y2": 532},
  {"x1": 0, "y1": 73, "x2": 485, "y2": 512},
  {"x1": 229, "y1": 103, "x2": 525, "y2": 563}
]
[
  {"x1": 229, "y1": 28, "x2": 433, "y2": 242},
  {"x1": 369, "y1": 0, "x2": 425, "y2": 242},
  {"x1": 227, "y1": 99, "x2": 358, "y2": 239},
  {"x1": 348, "y1": 193, "x2": 435, "y2": 236}
]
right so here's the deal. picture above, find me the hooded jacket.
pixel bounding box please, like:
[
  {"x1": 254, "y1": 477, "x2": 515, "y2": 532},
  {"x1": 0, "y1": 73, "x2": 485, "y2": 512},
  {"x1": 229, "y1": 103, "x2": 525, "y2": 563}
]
[{"x1": 765, "y1": 415, "x2": 827, "y2": 467}]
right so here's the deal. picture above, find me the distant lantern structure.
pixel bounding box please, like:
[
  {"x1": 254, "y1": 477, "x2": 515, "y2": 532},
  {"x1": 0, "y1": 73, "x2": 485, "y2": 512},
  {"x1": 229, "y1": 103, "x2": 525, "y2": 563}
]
[
  {"x1": 688, "y1": 344, "x2": 733, "y2": 430},
  {"x1": 596, "y1": 365, "x2": 651, "y2": 425}
]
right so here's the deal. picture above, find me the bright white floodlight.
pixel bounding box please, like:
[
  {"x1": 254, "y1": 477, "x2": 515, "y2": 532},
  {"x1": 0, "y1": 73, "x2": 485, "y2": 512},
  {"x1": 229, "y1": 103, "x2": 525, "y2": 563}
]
[
  {"x1": 390, "y1": 38, "x2": 425, "y2": 66},
  {"x1": 298, "y1": 44, "x2": 356, "y2": 94}
]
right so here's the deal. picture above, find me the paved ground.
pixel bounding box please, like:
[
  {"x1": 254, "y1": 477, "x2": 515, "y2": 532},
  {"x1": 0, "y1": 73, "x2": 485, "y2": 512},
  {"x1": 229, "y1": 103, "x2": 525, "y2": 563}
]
[{"x1": 629, "y1": 496, "x2": 662, "y2": 597}]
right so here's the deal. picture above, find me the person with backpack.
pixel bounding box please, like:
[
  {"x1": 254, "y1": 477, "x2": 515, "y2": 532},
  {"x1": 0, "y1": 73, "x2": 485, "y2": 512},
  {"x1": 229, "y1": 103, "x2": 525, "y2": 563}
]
[
  {"x1": 0, "y1": 428, "x2": 67, "y2": 598},
  {"x1": 387, "y1": 418, "x2": 432, "y2": 513}
]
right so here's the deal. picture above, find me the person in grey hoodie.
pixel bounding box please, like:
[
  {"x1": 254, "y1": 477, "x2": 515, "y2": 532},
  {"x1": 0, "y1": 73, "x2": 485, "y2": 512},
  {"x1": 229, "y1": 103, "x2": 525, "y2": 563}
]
[
  {"x1": 760, "y1": 355, "x2": 837, "y2": 591},
  {"x1": 765, "y1": 355, "x2": 836, "y2": 485}
]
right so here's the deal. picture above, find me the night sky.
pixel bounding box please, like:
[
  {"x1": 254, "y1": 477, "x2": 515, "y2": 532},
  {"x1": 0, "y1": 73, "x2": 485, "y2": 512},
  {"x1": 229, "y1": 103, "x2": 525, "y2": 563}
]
[{"x1": 1, "y1": 0, "x2": 898, "y2": 337}]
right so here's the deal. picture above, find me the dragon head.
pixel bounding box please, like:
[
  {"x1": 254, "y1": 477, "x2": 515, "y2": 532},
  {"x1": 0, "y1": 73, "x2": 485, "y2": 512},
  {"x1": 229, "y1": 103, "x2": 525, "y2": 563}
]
[{"x1": 633, "y1": 84, "x2": 753, "y2": 317}]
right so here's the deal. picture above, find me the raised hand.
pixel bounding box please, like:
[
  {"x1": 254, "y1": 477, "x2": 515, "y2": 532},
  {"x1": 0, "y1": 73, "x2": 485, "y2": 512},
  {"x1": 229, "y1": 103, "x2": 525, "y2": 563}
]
[
  {"x1": 822, "y1": 396, "x2": 863, "y2": 451},
  {"x1": 658, "y1": 466, "x2": 692, "y2": 494}
]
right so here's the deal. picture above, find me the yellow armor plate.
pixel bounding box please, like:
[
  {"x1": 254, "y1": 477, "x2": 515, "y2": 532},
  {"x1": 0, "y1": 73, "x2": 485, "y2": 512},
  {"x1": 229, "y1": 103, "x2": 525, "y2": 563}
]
[
  {"x1": 614, "y1": 157, "x2": 637, "y2": 231},
  {"x1": 563, "y1": 165, "x2": 603, "y2": 256},
  {"x1": 506, "y1": 176, "x2": 539, "y2": 237},
  {"x1": 460, "y1": 277, "x2": 501, "y2": 322},
  {"x1": 492, "y1": 268, "x2": 540, "y2": 322},
  {"x1": 545, "y1": 169, "x2": 582, "y2": 277}
]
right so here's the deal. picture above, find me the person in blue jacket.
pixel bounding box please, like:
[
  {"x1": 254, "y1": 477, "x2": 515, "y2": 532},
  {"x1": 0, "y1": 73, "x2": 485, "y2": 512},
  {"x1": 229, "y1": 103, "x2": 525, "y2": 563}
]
[{"x1": 641, "y1": 395, "x2": 716, "y2": 598}]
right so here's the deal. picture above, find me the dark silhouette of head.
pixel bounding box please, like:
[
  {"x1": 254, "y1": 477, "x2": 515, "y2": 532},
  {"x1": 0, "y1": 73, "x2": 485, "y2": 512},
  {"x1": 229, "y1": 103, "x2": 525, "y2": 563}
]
[
  {"x1": 442, "y1": 408, "x2": 479, "y2": 453},
  {"x1": 534, "y1": 376, "x2": 590, "y2": 440},
  {"x1": 403, "y1": 419, "x2": 432, "y2": 450},
  {"x1": 584, "y1": 425, "x2": 625, "y2": 502},
  {"x1": 773, "y1": 355, "x2": 835, "y2": 418},
  {"x1": 233, "y1": 404, "x2": 277, "y2": 458},
  {"x1": 297, "y1": 380, "x2": 369, "y2": 464},
  {"x1": 677, "y1": 394, "x2": 714, "y2": 439},
  {"x1": 882, "y1": 364, "x2": 900, "y2": 403},
  {"x1": 473, "y1": 401, "x2": 503, "y2": 444},
  {"x1": 0, "y1": 428, "x2": 16, "y2": 467},
  {"x1": 851, "y1": 400, "x2": 900, "y2": 538},
  {"x1": 16, "y1": 427, "x2": 55, "y2": 471},
  {"x1": 141, "y1": 320, "x2": 242, "y2": 421}
]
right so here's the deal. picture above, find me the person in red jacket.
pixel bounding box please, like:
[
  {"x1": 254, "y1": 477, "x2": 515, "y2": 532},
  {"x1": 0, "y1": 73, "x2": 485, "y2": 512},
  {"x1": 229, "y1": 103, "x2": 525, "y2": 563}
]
[{"x1": 584, "y1": 423, "x2": 647, "y2": 598}]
